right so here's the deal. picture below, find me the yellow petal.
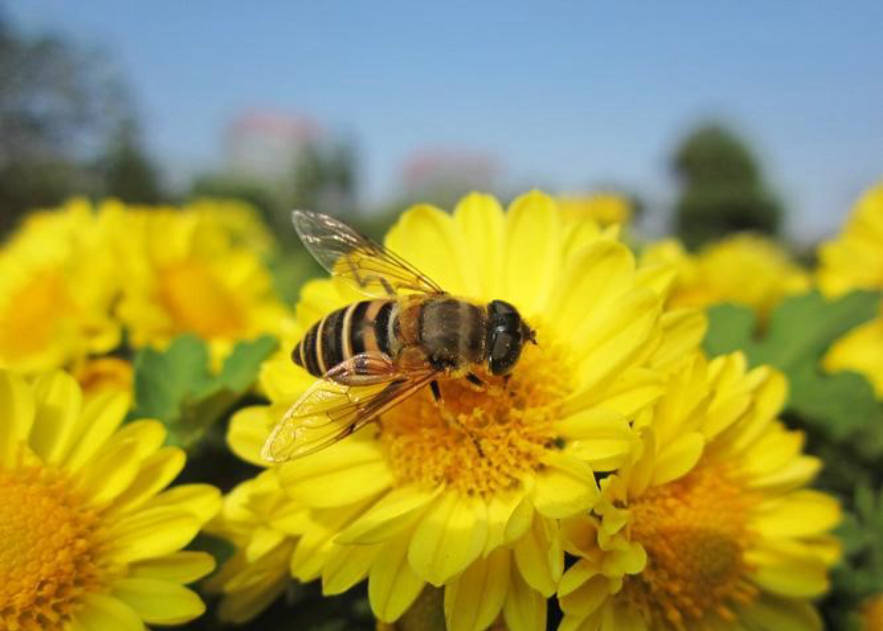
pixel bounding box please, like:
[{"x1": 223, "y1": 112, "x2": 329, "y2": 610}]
[
  {"x1": 386, "y1": 203, "x2": 472, "y2": 296},
  {"x1": 336, "y1": 485, "x2": 441, "y2": 545},
  {"x1": 747, "y1": 549, "x2": 830, "y2": 597},
  {"x1": 453, "y1": 192, "x2": 505, "y2": 299},
  {"x1": 513, "y1": 513, "x2": 563, "y2": 597},
  {"x1": 112, "y1": 578, "x2": 206, "y2": 625},
  {"x1": 0, "y1": 370, "x2": 34, "y2": 464},
  {"x1": 752, "y1": 490, "x2": 841, "y2": 538},
  {"x1": 322, "y1": 542, "x2": 381, "y2": 595},
  {"x1": 146, "y1": 484, "x2": 221, "y2": 523},
  {"x1": 106, "y1": 507, "x2": 202, "y2": 564},
  {"x1": 72, "y1": 439, "x2": 142, "y2": 507},
  {"x1": 246, "y1": 526, "x2": 286, "y2": 562},
  {"x1": 130, "y1": 551, "x2": 216, "y2": 583},
  {"x1": 70, "y1": 593, "x2": 144, "y2": 631},
  {"x1": 290, "y1": 499, "x2": 376, "y2": 581},
  {"x1": 64, "y1": 389, "x2": 130, "y2": 472},
  {"x1": 532, "y1": 452, "x2": 599, "y2": 518},
  {"x1": 28, "y1": 371, "x2": 82, "y2": 464},
  {"x1": 503, "y1": 191, "x2": 561, "y2": 316},
  {"x1": 651, "y1": 431, "x2": 704, "y2": 486},
  {"x1": 649, "y1": 309, "x2": 707, "y2": 371},
  {"x1": 548, "y1": 239, "x2": 635, "y2": 335},
  {"x1": 484, "y1": 489, "x2": 526, "y2": 555},
  {"x1": 444, "y1": 548, "x2": 510, "y2": 631},
  {"x1": 369, "y1": 535, "x2": 426, "y2": 622},
  {"x1": 558, "y1": 571, "x2": 610, "y2": 617},
  {"x1": 408, "y1": 490, "x2": 488, "y2": 586},
  {"x1": 568, "y1": 368, "x2": 662, "y2": 418},
  {"x1": 107, "y1": 447, "x2": 186, "y2": 516},
  {"x1": 748, "y1": 455, "x2": 821, "y2": 492},
  {"x1": 572, "y1": 288, "x2": 660, "y2": 394},
  {"x1": 278, "y1": 438, "x2": 393, "y2": 507},
  {"x1": 227, "y1": 404, "x2": 277, "y2": 467},
  {"x1": 503, "y1": 559, "x2": 547, "y2": 631}
]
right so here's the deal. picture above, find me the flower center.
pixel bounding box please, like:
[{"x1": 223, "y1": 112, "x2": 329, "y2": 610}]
[
  {"x1": 0, "y1": 464, "x2": 103, "y2": 630},
  {"x1": 622, "y1": 460, "x2": 758, "y2": 628},
  {"x1": 159, "y1": 260, "x2": 246, "y2": 338},
  {"x1": 378, "y1": 342, "x2": 570, "y2": 497},
  {"x1": 0, "y1": 271, "x2": 73, "y2": 361}
]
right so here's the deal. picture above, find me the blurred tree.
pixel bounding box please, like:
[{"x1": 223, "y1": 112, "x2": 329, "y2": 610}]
[
  {"x1": 0, "y1": 15, "x2": 134, "y2": 233},
  {"x1": 96, "y1": 117, "x2": 162, "y2": 204},
  {"x1": 672, "y1": 124, "x2": 782, "y2": 248},
  {"x1": 290, "y1": 139, "x2": 358, "y2": 215}
]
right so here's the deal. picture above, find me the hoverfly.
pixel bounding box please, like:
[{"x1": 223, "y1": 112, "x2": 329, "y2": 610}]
[{"x1": 261, "y1": 211, "x2": 537, "y2": 462}]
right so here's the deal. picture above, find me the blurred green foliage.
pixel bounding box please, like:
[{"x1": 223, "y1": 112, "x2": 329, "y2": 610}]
[
  {"x1": 131, "y1": 334, "x2": 277, "y2": 449},
  {"x1": 673, "y1": 124, "x2": 783, "y2": 248}
]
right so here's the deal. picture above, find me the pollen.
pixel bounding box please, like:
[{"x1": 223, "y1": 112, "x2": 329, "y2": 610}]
[
  {"x1": 378, "y1": 341, "x2": 572, "y2": 497},
  {"x1": 0, "y1": 464, "x2": 104, "y2": 631},
  {"x1": 622, "y1": 461, "x2": 759, "y2": 629},
  {"x1": 159, "y1": 260, "x2": 246, "y2": 338}
]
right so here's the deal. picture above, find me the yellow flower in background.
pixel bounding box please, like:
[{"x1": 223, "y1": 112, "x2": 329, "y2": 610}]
[
  {"x1": 818, "y1": 184, "x2": 883, "y2": 398},
  {"x1": 223, "y1": 191, "x2": 706, "y2": 630},
  {"x1": 817, "y1": 183, "x2": 883, "y2": 297},
  {"x1": 204, "y1": 470, "x2": 306, "y2": 623},
  {"x1": 0, "y1": 368, "x2": 219, "y2": 630},
  {"x1": 558, "y1": 352, "x2": 840, "y2": 631},
  {"x1": 823, "y1": 305, "x2": 883, "y2": 398},
  {"x1": 100, "y1": 200, "x2": 290, "y2": 360},
  {"x1": 188, "y1": 197, "x2": 278, "y2": 257},
  {"x1": 557, "y1": 193, "x2": 631, "y2": 227},
  {"x1": 0, "y1": 199, "x2": 121, "y2": 374},
  {"x1": 642, "y1": 234, "x2": 810, "y2": 318}
]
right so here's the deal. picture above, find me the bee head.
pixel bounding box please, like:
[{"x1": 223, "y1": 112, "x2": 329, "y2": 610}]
[{"x1": 486, "y1": 300, "x2": 536, "y2": 376}]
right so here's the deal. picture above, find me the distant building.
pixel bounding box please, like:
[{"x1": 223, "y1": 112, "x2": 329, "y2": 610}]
[
  {"x1": 401, "y1": 148, "x2": 499, "y2": 201},
  {"x1": 225, "y1": 110, "x2": 321, "y2": 183}
]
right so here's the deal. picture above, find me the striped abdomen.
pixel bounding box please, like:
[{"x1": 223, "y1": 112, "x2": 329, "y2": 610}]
[{"x1": 293, "y1": 299, "x2": 397, "y2": 377}]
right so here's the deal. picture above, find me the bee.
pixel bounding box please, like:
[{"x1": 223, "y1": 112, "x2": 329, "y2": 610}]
[{"x1": 261, "y1": 210, "x2": 537, "y2": 462}]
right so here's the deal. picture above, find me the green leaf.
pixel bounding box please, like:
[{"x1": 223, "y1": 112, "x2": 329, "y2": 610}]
[
  {"x1": 132, "y1": 334, "x2": 212, "y2": 424},
  {"x1": 131, "y1": 334, "x2": 278, "y2": 448},
  {"x1": 703, "y1": 290, "x2": 883, "y2": 445}
]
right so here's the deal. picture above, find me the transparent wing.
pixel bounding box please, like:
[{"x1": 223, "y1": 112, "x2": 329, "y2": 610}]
[
  {"x1": 292, "y1": 210, "x2": 445, "y2": 297},
  {"x1": 261, "y1": 353, "x2": 438, "y2": 462}
]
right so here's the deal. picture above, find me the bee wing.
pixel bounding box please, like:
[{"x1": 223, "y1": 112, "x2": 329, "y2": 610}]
[
  {"x1": 261, "y1": 352, "x2": 438, "y2": 462},
  {"x1": 292, "y1": 210, "x2": 446, "y2": 297}
]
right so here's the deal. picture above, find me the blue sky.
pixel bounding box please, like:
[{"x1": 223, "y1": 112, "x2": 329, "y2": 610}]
[{"x1": 8, "y1": 1, "x2": 883, "y2": 241}]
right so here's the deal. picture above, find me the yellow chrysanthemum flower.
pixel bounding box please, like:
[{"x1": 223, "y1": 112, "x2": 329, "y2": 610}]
[
  {"x1": 0, "y1": 199, "x2": 121, "y2": 374},
  {"x1": 642, "y1": 234, "x2": 810, "y2": 319},
  {"x1": 817, "y1": 184, "x2": 883, "y2": 398},
  {"x1": 99, "y1": 200, "x2": 289, "y2": 359},
  {"x1": 0, "y1": 368, "x2": 220, "y2": 630},
  {"x1": 203, "y1": 470, "x2": 306, "y2": 623},
  {"x1": 557, "y1": 194, "x2": 631, "y2": 227},
  {"x1": 222, "y1": 191, "x2": 706, "y2": 630},
  {"x1": 817, "y1": 183, "x2": 883, "y2": 297},
  {"x1": 558, "y1": 352, "x2": 841, "y2": 631}
]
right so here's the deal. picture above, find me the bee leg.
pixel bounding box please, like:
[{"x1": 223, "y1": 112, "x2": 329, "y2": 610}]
[
  {"x1": 465, "y1": 372, "x2": 485, "y2": 391},
  {"x1": 430, "y1": 380, "x2": 484, "y2": 457}
]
